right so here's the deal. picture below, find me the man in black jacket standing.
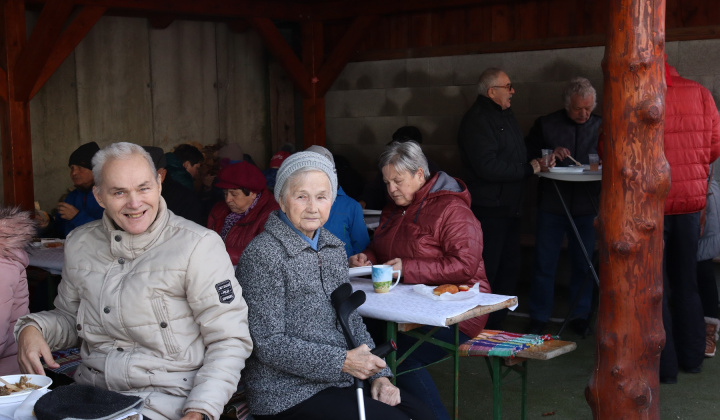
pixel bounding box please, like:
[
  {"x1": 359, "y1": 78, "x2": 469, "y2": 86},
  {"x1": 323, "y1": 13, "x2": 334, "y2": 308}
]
[
  {"x1": 525, "y1": 77, "x2": 601, "y2": 335},
  {"x1": 457, "y1": 67, "x2": 541, "y2": 329}
]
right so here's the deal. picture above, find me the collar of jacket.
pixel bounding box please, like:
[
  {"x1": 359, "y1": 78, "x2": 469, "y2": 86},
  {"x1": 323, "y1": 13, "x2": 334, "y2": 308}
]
[
  {"x1": 102, "y1": 196, "x2": 170, "y2": 260},
  {"x1": 475, "y1": 94, "x2": 509, "y2": 113},
  {"x1": 265, "y1": 210, "x2": 345, "y2": 258}
]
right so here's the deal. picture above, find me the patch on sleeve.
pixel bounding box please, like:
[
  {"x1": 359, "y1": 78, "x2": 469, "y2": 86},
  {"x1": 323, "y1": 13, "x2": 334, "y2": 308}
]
[{"x1": 215, "y1": 280, "x2": 235, "y2": 304}]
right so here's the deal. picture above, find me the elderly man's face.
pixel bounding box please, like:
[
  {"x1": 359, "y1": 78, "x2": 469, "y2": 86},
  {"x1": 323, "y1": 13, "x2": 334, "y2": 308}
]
[
  {"x1": 70, "y1": 165, "x2": 94, "y2": 189},
  {"x1": 566, "y1": 94, "x2": 596, "y2": 124},
  {"x1": 94, "y1": 154, "x2": 162, "y2": 235},
  {"x1": 279, "y1": 170, "x2": 332, "y2": 238},
  {"x1": 488, "y1": 72, "x2": 515, "y2": 110}
]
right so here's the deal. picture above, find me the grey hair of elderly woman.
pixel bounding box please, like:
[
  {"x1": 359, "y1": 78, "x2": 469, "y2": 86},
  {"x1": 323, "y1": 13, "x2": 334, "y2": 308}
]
[
  {"x1": 92, "y1": 142, "x2": 157, "y2": 190},
  {"x1": 379, "y1": 141, "x2": 431, "y2": 181},
  {"x1": 563, "y1": 77, "x2": 597, "y2": 111}
]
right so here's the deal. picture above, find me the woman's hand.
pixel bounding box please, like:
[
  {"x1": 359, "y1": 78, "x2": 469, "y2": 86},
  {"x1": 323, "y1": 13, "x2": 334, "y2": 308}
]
[
  {"x1": 349, "y1": 253, "x2": 372, "y2": 267},
  {"x1": 371, "y1": 376, "x2": 401, "y2": 406},
  {"x1": 17, "y1": 326, "x2": 58, "y2": 374},
  {"x1": 342, "y1": 344, "x2": 386, "y2": 380},
  {"x1": 384, "y1": 258, "x2": 402, "y2": 277}
]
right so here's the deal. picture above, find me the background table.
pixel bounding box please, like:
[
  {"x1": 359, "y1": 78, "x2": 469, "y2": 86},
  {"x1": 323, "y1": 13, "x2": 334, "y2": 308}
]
[
  {"x1": 351, "y1": 279, "x2": 517, "y2": 419},
  {"x1": 537, "y1": 169, "x2": 601, "y2": 335},
  {"x1": 28, "y1": 247, "x2": 64, "y2": 275}
]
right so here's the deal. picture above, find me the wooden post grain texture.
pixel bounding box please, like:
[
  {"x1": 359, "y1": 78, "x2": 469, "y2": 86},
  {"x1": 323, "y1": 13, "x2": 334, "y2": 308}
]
[
  {"x1": 586, "y1": 0, "x2": 668, "y2": 419},
  {"x1": 0, "y1": 0, "x2": 34, "y2": 210}
]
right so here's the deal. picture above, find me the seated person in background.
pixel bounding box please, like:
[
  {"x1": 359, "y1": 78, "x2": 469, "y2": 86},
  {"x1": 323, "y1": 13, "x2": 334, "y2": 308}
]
[
  {"x1": 263, "y1": 143, "x2": 294, "y2": 192},
  {"x1": 349, "y1": 141, "x2": 490, "y2": 420},
  {"x1": 15, "y1": 142, "x2": 253, "y2": 420},
  {"x1": 237, "y1": 152, "x2": 432, "y2": 420},
  {"x1": 165, "y1": 143, "x2": 205, "y2": 190},
  {"x1": 525, "y1": 77, "x2": 602, "y2": 335},
  {"x1": 359, "y1": 126, "x2": 441, "y2": 210},
  {"x1": 306, "y1": 145, "x2": 369, "y2": 257},
  {"x1": 208, "y1": 161, "x2": 279, "y2": 265},
  {"x1": 53, "y1": 141, "x2": 104, "y2": 238},
  {"x1": 144, "y1": 146, "x2": 206, "y2": 226},
  {"x1": 0, "y1": 207, "x2": 34, "y2": 375}
]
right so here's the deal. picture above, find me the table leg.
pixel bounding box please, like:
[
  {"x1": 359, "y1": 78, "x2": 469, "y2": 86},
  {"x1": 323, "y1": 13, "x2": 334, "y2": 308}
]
[{"x1": 550, "y1": 179, "x2": 600, "y2": 336}]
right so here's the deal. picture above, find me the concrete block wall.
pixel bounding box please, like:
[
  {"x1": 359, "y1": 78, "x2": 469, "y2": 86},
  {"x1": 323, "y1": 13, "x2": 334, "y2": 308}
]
[{"x1": 326, "y1": 39, "x2": 720, "y2": 185}]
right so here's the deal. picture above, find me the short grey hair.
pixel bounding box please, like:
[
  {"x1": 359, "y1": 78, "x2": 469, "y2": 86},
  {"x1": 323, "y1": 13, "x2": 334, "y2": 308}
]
[
  {"x1": 278, "y1": 167, "x2": 328, "y2": 208},
  {"x1": 478, "y1": 68, "x2": 506, "y2": 97},
  {"x1": 92, "y1": 142, "x2": 157, "y2": 189},
  {"x1": 379, "y1": 141, "x2": 430, "y2": 181},
  {"x1": 563, "y1": 77, "x2": 597, "y2": 110}
]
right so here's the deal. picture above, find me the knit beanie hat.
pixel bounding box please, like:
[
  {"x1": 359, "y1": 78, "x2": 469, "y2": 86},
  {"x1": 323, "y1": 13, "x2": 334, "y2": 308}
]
[
  {"x1": 68, "y1": 142, "x2": 100, "y2": 170},
  {"x1": 34, "y1": 384, "x2": 144, "y2": 420},
  {"x1": 274, "y1": 151, "x2": 338, "y2": 204},
  {"x1": 305, "y1": 145, "x2": 336, "y2": 169}
]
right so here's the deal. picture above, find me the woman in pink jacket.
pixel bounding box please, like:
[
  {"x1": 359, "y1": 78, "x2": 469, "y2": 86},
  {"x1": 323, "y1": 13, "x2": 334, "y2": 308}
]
[
  {"x1": 349, "y1": 141, "x2": 490, "y2": 420},
  {"x1": 0, "y1": 207, "x2": 35, "y2": 375}
]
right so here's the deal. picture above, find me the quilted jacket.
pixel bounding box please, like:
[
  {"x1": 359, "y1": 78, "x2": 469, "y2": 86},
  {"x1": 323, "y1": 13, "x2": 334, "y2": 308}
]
[
  {"x1": 207, "y1": 189, "x2": 279, "y2": 265},
  {"x1": 0, "y1": 207, "x2": 33, "y2": 375},
  {"x1": 664, "y1": 66, "x2": 720, "y2": 215},
  {"x1": 362, "y1": 172, "x2": 491, "y2": 338},
  {"x1": 15, "y1": 198, "x2": 252, "y2": 420}
]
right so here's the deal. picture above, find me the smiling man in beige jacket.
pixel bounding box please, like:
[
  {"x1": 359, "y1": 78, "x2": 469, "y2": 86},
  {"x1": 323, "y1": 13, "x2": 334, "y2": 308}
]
[{"x1": 15, "y1": 142, "x2": 253, "y2": 420}]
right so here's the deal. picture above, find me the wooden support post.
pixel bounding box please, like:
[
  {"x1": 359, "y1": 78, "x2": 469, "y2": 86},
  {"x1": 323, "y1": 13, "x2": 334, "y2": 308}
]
[
  {"x1": 586, "y1": 0, "x2": 668, "y2": 418},
  {"x1": 302, "y1": 21, "x2": 324, "y2": 147},
  {"x1": 0, "y1": 0, "x2": 34, "y2": 210}
]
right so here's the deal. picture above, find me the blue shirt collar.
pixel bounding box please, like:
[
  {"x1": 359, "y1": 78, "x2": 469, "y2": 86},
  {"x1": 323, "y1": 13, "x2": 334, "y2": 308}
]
[{"x1": 278, "y1": 211, "x2": 319, "y2": 250}]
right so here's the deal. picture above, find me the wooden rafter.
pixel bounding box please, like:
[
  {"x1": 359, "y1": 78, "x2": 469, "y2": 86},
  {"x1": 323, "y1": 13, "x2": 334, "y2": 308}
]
[
  {"x1": 250, "y1": 16, "x2": 313, "y2": 97},
  {"x1": 28, "y1": 5, "x2": 106, "y2": 100},
  {"x1": 13, "y1": 0, "x2": 75, "y2": 102},
  {"x1": 24, "y1": 0, "x2": 524, "y2": 22},
  {"x1": 315, "y1": 15, "x2": 378, "y2": 96}
]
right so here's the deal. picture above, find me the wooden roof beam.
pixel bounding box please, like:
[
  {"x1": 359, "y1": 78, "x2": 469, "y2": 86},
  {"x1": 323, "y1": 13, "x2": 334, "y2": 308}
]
[
  {"x1": 13, "y1": 0, "x2": 74, "y2": 102},
  {"x1": 26, "y1": 0, "x2": 311, "y2": 21},
  {"x1": 250, "y1": 17, "x2": 313, "y2": 97},
  {"x1": 315, "y1": 15, "x2": 378, "y2": 96},
  {"x1": 25, "y1": 0, "x2": 524, "y2": 22},
  {"x1": 28, "y1": 5, "x2": 106, "y2": 100}
]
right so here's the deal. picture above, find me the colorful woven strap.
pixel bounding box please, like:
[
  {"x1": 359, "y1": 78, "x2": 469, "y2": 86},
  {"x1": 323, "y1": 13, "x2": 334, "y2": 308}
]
[{"x1": 459, "y1": 329, "x2": 553, "y2": 358}]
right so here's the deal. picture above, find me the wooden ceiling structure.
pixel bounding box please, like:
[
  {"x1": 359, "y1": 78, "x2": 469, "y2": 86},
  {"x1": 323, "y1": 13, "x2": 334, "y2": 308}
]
[{"x1": 2, "y1": 0, "x2": 719, "y2": 210}]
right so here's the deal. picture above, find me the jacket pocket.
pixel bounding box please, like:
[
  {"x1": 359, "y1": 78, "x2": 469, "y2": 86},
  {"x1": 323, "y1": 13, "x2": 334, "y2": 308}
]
[{"x1": 150, "y1": 296, "x2": 181, "y2": 356}]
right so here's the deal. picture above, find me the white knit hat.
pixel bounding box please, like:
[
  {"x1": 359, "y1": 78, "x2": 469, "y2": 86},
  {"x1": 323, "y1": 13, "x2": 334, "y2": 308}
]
[{"x1": 274, "y1": 151, "x2": 338, "y2": 204}]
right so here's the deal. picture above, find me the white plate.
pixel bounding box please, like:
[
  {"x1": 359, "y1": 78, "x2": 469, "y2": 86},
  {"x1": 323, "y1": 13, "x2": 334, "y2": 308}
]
[
  {"x1": 548, "y1": 167, "x2": 584, "y2": 173},
  {"x1": 349, "y1": 266, "x2": 372, "y2": 277},
  {"x1": 0, "y1": 375, "x2": 52, "y2": 405}
]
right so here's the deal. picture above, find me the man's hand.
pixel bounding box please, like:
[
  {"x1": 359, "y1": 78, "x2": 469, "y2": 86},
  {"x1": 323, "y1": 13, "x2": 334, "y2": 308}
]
[
  {"x1": 371, "y1": 377, "x2": 401, "y2": 406},
  {"x1": 553, "y1": 147, "x2": 572, "y2": 161},
  {"x1": 342, "y1": 344, "x2": 386, "y2": 380},
  {"x1": 349, "y1": 253, "x2": 372, "y2": 267},
  {"x1": 180, "y1": 412, "x2": 205, "y2": 420},
  {"x1": 56, "y1": 202, "x2": 79, "y2": 221},
  {"x1": 17, "y1": 326, "x2": 58, "y2": 374},
  {"x1": 530, "y1": 159, "x2": 541, "y2": 174}
]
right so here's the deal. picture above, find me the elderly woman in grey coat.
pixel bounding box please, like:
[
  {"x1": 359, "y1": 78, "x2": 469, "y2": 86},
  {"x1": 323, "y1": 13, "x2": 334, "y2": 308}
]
[{"x1": 237, "y1": 152, "x2": 431, "y2": 420}]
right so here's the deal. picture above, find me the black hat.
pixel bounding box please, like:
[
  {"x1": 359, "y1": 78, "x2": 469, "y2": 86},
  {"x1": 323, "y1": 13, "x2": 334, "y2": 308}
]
[
  {"x1": 68, "y1": 142, "x2": 100, "y2": 170},
  {"x1": 35, "y1": 384, "x2": 144, "y2": 420},
  {"x1": 143, "y1": 145, "x2": 167, "y2": 169}
]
